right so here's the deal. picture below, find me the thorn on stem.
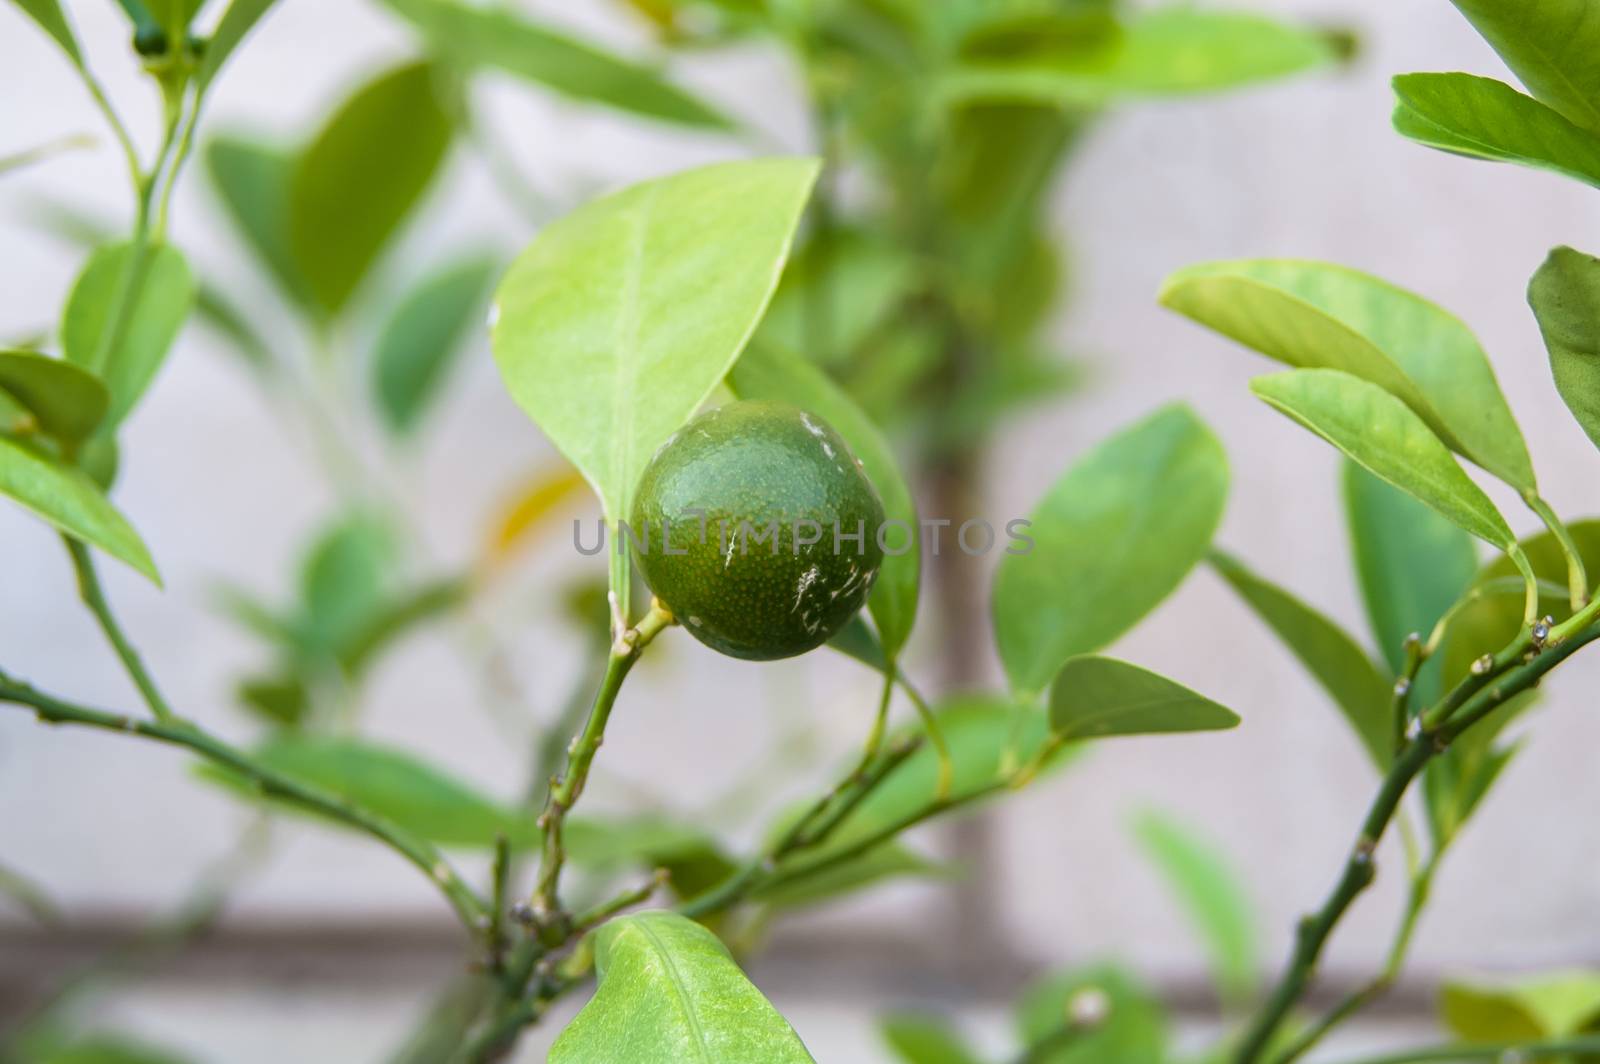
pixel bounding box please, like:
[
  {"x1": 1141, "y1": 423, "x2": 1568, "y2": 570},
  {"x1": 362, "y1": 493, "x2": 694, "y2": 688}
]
[{"x1": 1470, "y1": 654, "x2": 1494, "y2": 676}]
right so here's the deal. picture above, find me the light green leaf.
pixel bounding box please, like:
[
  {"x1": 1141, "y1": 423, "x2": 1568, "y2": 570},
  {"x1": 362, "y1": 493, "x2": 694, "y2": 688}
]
[
  {"x1": 551, "y1": 911, "x2": 815, "y2": 1064},
  {"x1": 880, "y1": 1014, "x2": 984, "y2": 1064},
  {"x1": 197, "y1": 0, "x2": 282, "y2": 90},
  {"x1": 1392, "y1": 73, "x2": 1600, "y2": 191},
  {"x1": 373, "y1": 255, "x2": 498, "y2": 435},
  {"x1": 728, "y1": 342, "x2": 919, "y2": 659},
  {"x1": 1133, "y1": 810, "x2": 1257, "y2": 1004},
  {"x1": 380, "y1": 0, "x2": 733, "y2": 130},
  {"x1": 60, "y1": 242, "x2": 195, "y2": 430},
  {"x1": 1343, "y1": 461, "x2": 1479, "y2": 681},
  {"x1": 8, "y1": 0, "x2": 82, "y2": 65},
  {"x1": 1161, "y1": 258, "x2": 1535, "y2": 492},
  {"x1": 205, "y1": 134, "x2": 305, "y2": 305},
  {"x1": 490, "y1": 157, "x2": 819, "y2": 522},
  {"x1": 289, "y1": 62, "x2": 455, "y2": 317},
  {"x1": 1017, "y1": 965, "x2": 1167, "y2": 1064},
  {"x1": 1446, "y1": 0, "x2": 1600, "y2": 132},
  {"x1": 0, "y1": 349, "x2": 108, "y2": 444},
  {"x1": 992, "y1": 403, "x2": 1228, "y2": 698},
  {"x1": 1048, "y1": 656, "x2": 1238, "y2": 742},
  {"x1": 945, "y1": 8, "x2": 1331, "y2": 106},
  {"x1": 1529, "y1": 246, "x2": 1600, "y2": 455},
  {"x1": 1209, "y1": 548, "x2": 1392, "y2": 769},
  {"x1": 756, "y1": 227, "x2": 916, "y2": 367},
  {"x1": 38, "y1": 1037, "x2": 197, "y2": 1064},
  {"x1": 1249, "y1": 370, "x2": 1514, "y2": 550},
  {"x1": 1442, "y1": 970, "x2": 1600, "y2": 1040},
  {"x1": 0, "y1": 436, "x2": 158, "y2": 582},
  {"x1": 299, "y1": 513, "x2": 394, "y2": 658}
]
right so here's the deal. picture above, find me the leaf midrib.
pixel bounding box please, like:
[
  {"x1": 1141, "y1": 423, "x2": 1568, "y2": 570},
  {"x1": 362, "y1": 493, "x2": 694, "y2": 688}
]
[
  {"x1": 635, "y1": 919, "x2": 714, "y2": 1062},
  {"x1": 608, "y1": 185, "x2": 656, "y2": 516}
]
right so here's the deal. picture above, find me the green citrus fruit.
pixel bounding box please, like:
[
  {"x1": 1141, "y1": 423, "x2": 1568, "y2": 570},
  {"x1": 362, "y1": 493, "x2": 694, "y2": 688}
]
[{"x1": 630, "y1": 400, "x2": 886, "y2": 661}]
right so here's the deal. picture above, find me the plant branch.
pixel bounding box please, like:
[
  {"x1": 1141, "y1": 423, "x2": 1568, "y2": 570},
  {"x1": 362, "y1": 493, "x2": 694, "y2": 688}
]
[
  {"x1": 0, "y1": 673, "x2": 490, "y2": 933},
  {"x1": 65, "y1": 537, "x2": 176, "y2": 723}
]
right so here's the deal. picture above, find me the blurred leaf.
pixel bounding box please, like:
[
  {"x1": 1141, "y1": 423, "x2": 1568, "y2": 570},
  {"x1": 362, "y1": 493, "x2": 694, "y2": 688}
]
[
  {"x1": 551, "y1": 911, "x2": 814, "y2": 1063},
  {"x1": 1016, "y1": 965, "x2": 1167, "y2": 1064},
  {"x1": 753, "y1": 843, "x2": 947, "y2": 911},
  {"x1": 1393, "y1": 73, "x2": 1600, "y2": 191},
  {"x1": 0, "y1": 436, "x2": 158, "y2": 582},
  {"x1": 38, "y1": 1037, "x2": 197, "y2": 1064},
  {"x1": 381, "y1": 0, "x2": 733, "y2": 129},
  {"x1": 486, "y1": 462, "x2": 590, "y2": 566},
  {"x1": 1210, "y1": 548, "x2": 1392, "y2": 769},
  {"x1": 1049, "y1": 657, "x2": 1238, "y2": 742},
  {"x1": 60, "y1": 242, "x2": 195, "y2": 429},
  {"x1": 373, "y1": 255, "x2": 498, "y2": 435},
  {"x1": 197, "y1": 0, "x2": 282, "y2": 90},
  {"x1": 1445, "y1": 0, "x2": 1600, "y2": 132},
  {"x1": 299, "y1": 513, "x2": 394, "y2": 657},
  {"x1": 1442, "y1": 971, "x2": 1600, "y2": 1039},
  {"x1": 1529, "y1": 246, "x2": 1600, "y2": 455},
  {"x1": 1250, "y1": 370, "x2": 1515, "y2": 550},
  {"x1": 1342, "y1": 461, "x2": 1478, "y2": 686},
  {"x1": 0, "y1": 859, "x2": 57, "y2": 925},
  {"x1": 289, "y1": 62, "x2": 455, "y2": 317},
  {"x1": 193, "y1": 283, "x2": 273, "y2": 369},
  {"x1": 8, "y1": 0, "x2": 82, "y2": 65},
  {"x1": 0, "y1": 133, "x2": 95, "y2": 177},
  {"x1": 946, "y1": 8, "x2": 1331, "y2": 106},
  {"x1": 1162, "y1": 258, "x2": 1535, "y2": 492},
  {"x1": 992, "y1": 403, "x2": 1228, "y2": 697},
  {"x1": 756, "y1": 227, "x2": 917, "y2": 367},
  {"x1": 490, "y1": 157, "x2": 818, "y2": 522},
  {"x1": 729, "y1": 341, "x2": 920, "y2": 659},
  {"x1": 880, "y1": 1014, "x2": 984, "y2": 1064},
  {"x1": 205, "y1": 134, "x2": 305, "y2": 304},
  {"x1": 339, "y1": 578, "x2": 466, "y2": 676},
  {"x1": 236, "y1": 672, "x2": 310, "y2": 728},
  {"x1": 1133, "y1": 810, "x2": 1256, "y2": 1004},
  {"x1": 0, "y1": 349, "x2": 108, "y2": 444}
]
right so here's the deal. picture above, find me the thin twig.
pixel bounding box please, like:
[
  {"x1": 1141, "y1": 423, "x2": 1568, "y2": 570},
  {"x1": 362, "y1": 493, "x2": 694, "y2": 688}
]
[{"x1": 65, "y1": 537, "x2": 176, "y2": 723}]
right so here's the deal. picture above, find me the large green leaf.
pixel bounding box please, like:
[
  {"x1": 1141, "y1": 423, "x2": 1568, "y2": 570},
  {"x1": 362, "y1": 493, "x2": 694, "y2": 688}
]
[
  {"x1": 728, "y1": 343, "x2": 919, "y2": 659},
  {"x1": 1393, "y1": 73, "x2": 1600, "y2": 191},
  {"x1": 205, "y1": 134, "x2": 305, "y2": 305},
  {"x1": 380, "y1": 0, "x2": 732, "y2": 130},
  {"x1": 880, "y1": 1015, "x2": 984, "y2": 1064},
  {"x1": 1016, "y1": 965, "x2": 1167, "y2": 1064},
  {"x1": 1529, "y1": 246, "x2": 1600, "y2": 455},
  {"x1": 1250, "y1": 370, "x2": 1515, "y2": 550},
  {"x1": 60, "y1": 242, "x2": 195, "y2": 430},
  {"x1": 372, "y1": 255, "x2": 498, "y2": 435},
  {"x1": 1132, "y1": 810, "x2": 1256, "y2": 1004},
  {"x1": 288, "y1": 63, "x2": 455, "y2": 317},
  {"x1": 490, "y1": 158, "x2": 818, "y2": 522},
  {"x1": 1442, "y1": 971, "x2": 1600, "y2": 1040},
  {"x1": 197, "y1": 0, "x2": 282, "y2": 90},
  {"x1": 992, "y1": 403, "x2": 1228, "y2": 698},
  {"x1": 945, "y1": 8, "x2": 1331, "y2": 106},
  {"x1": 0, "y1": 349, "x2": 108, "y2": 445},
  {"x1": 550, "y1": 911, "x2": 815, "y2": 1064},
  {"x1": 1162, "y1": 258, "x2": 1535, "y2": 492},
  {"x1": 1343, "y1": 461, "x2": 1479, "y2": 681},
  {"x1": 0, "y1": 436, "x2": 157, "y2": 582},
  {"x1": 1209, "y1": 548, "x2": 1392, "y2": 768},
  {"x1": 1048, "y1": 656, "x2": 1238, "y2": 742},
  {"x1": 38, "y1": 1037, "x2": 197, "y2": 1064},
  {"x1": 8, "y1": 0, "x2": 82, "y2": 65},
  {"x1": 1446, "y1": 0, "x2": 1600, "y2": 132}
]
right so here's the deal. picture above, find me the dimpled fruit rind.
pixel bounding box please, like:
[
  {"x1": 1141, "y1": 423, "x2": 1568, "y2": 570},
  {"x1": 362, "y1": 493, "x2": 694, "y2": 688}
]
[{"x1": 629, "y1": 400, "x2": 886, "y2": 661}]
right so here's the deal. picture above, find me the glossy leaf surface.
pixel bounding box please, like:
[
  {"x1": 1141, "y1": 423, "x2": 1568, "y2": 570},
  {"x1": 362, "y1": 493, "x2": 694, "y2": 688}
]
[
  {"x1": 1446, "y1": 0, "x2": 1600, "y2": 131},
  {"x1": 1048, "y1": 656, "x2": 1238, "y2": 742},
  {"x1": 0, "y1": 436, "x2": 157, "y2": 581},
  {"x1": 1529, "y1": 246, "x2": 1600, "y2": 454}
]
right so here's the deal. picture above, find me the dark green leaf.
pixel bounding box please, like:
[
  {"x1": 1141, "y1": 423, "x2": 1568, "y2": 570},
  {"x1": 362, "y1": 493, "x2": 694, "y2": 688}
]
[
  {"x1": 1132, "y1": 810, "x2": 1256, "y2": 1003},
  {"x1": 1393, "y1": 73, "x2": 1600, "y2": 191},
  {"x1": 289, "y1": 63, "x2": 455, "y2": 317},
  {"x1": 1048, "y1": 656, "x2": 1238, "y2": 742},
  {"x1": 1529, "y1": 246, "x2": 1600, "y2": 455},
  {"x1": 0, "y1": 436, "x2": 158, "y2": 582},
  {"x1": 60, "y1": 242, "x2": 195, "y2": 429},
  {"x1": 729, "y1": 342, "x2": 920, "y2": 659},
  {"x1": 1162, "y1": 258, "x2": 1535, "y2": 492},
  {"x1": 236, "y1": 672, "x2": 310, "y2": 728},
  {"x1": 1446, "y1": 0, "x2": 1600, "y2": 132},
  {"x1": 1250, "y1": 370, "x2": 1515, "y2": 550},
  {"x1": 373, "y1": 255, "x2": 498, "y2": 435},
  {"x1": 205, "y1": 134, "x2": 305, "y2": 304},
  {"x1": 880, "y1": 1014, "x2": 984, "y2": 1064},
  {"x1": 197, "y1": 0, "x2": 282, "y2": 90},
  {"x1": 380, "y1": 0, "x2": 733, "y2": 130},
  {"x1": 992, "y1": 403, "x2": 1228, "y2": 697},
  {"x1": 1016, "y1": 965, "x2": 1167, "y2": 1064},
  {"x1": 8, "y1": 0, "x2": 82, "y2": 65},
  {"x1": 1209, "y1": 548, "x2": 1392, "y2": 768},
  {"x1": 550, "y1": 911, "x2": 815, "y2": 1063},
  {"x1": 0, "y1": 349, "x2": 108, "y2": 444}
]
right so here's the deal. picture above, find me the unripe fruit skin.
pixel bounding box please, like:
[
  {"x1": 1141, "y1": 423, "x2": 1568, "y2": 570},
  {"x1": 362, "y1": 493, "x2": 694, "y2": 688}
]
[{"x1": 630, "y1": 401, "x2": 885, "y2": 661}]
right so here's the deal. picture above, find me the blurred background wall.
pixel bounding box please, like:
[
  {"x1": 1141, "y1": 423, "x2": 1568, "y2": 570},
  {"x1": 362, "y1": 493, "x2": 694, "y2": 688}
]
[{"x1": 2, "y1": 0, "x2": 1599, "y2": 1059}]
